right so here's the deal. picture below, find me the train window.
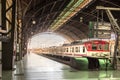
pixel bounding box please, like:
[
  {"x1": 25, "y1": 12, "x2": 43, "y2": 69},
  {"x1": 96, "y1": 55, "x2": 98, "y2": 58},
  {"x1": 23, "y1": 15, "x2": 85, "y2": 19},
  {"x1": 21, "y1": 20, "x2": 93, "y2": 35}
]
[
  {"x1": 98, "y1": 44, "x2": 102, "y2": 50},
  {"x1": 83, "y1": 47, "x2": 85, "y2": 53},
  {"x1": 64, "y1": 48, "x2": 66, "y2": 52},
  {"x1": 75, "y1": 47, "x2": 78, "y2": 52},
  {"x1": 104, "y1": 44, "x2": 109, "y2": 50},
  {"x1": 70, "y1": 47, "x2": 72, "y2": 52},
  {"x1": 72, "y1": 47, "x2": 74, "y2": 52},
  {"x1": 66, "y1": 48, "x2": 68, "y2": 52},
  {"x1": 92, "y1": 44, "x2": 97, "y2": 50}
]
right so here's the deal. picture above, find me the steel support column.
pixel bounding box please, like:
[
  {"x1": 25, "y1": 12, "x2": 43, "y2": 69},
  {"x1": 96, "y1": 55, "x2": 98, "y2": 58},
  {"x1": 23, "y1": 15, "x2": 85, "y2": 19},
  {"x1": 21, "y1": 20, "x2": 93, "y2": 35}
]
[
  {"x1": 96, "y1": 6, "x2": 120, "y2": 69},
  {"x1": 2, "y1": 0, "x2": 16, "y2": 70},
  {"x1": 0, "y1": 0, "x2": 2, "y2": 78},
  {"x1": 21, "y1": 34, "x2": 27, "y2": 57}
]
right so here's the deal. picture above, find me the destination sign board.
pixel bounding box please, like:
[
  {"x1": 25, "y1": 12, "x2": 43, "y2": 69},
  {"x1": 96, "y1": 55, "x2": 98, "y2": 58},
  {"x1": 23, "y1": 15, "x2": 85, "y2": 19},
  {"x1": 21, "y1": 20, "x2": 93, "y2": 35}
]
[{"x1": 90, "y1": 22, "x2": 111, "y2": 39}]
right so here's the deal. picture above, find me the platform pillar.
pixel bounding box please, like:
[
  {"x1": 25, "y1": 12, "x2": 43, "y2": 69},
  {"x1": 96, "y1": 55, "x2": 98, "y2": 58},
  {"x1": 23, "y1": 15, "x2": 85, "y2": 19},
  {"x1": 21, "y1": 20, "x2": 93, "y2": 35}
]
[{"x1": 1, "y1": 0, "x2": 16, "y2": 70}]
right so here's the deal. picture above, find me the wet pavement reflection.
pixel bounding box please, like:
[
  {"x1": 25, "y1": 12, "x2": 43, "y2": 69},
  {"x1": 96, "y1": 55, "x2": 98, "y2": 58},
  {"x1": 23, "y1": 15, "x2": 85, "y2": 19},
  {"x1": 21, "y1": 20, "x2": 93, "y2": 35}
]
[{"x1": 24, "y1": 53, "x2": 120, "y2": 80}]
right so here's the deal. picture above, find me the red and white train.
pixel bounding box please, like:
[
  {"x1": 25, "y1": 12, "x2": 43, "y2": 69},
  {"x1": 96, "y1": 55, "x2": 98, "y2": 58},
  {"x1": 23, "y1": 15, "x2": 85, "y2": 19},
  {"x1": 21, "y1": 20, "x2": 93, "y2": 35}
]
[{"x1": 45, "y1": 40, "x2": 110, "y2": 58}]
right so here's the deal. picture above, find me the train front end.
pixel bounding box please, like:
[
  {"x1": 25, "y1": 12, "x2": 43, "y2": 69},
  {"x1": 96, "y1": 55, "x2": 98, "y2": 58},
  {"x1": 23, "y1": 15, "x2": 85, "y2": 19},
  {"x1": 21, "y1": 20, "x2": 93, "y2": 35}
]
[{"x1": 84, "y1": 40, "x2": 110, "y2": 58}]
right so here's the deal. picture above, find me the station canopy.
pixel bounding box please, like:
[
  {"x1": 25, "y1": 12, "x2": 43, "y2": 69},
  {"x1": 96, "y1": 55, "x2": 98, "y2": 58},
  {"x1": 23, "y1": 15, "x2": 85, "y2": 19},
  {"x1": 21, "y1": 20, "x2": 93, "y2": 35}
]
[{"x1": 18, "y1": 0, "x2": 120, "y2": 41}]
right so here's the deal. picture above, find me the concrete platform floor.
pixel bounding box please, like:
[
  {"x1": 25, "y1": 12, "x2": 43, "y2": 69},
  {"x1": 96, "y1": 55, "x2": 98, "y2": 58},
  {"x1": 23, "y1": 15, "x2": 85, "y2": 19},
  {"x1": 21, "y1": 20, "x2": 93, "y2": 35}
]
[{"x1": 2, "y1": 53, "x2": 120, "y2": 80}]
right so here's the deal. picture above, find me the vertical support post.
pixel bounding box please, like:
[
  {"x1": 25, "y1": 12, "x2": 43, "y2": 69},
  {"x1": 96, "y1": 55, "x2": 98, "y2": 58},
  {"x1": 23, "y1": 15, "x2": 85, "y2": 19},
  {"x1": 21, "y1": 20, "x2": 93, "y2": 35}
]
[
  {"x1": 0, "y1": 0, "x2": 1, "y2": 26},
  {"x1": 96, "y1": 6, "x2": 120, "y2": 69},
  {"x1": 1, "y1": 0, "x2": 6, "y2": 30},
  {"x1": 21, "y1": 34, "x2": 25, "y2": 58},
  {"x1": 2, "y1": 0, "x2": 16, "y2": 70},
  {"x1": 0, "y1": 1, "x2": 2, "y2": 77},
  {"x1": 105, "y1": 10, "x2": 119, "y2": 69},
  {"x1": 11, "y1": 0, "x2": 16, "y2": 69},
  {"x1": 112, "y1": 33, "x2": 119, "y2": 69}
]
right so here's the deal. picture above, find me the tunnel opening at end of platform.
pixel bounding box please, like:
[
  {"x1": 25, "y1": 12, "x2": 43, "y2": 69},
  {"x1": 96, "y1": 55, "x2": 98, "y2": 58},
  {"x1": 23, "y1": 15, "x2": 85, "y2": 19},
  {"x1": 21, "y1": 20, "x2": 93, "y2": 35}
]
[{"x1": 27, "y1": 32, "x2": 70, "y2": 54}]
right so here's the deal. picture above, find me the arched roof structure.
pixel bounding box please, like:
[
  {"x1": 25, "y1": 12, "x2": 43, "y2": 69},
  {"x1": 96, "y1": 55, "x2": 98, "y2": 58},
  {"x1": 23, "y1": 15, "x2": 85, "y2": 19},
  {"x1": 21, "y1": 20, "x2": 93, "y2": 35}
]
[{"x1": 18, "y1": 0, "x2": 120, "y2": 41}]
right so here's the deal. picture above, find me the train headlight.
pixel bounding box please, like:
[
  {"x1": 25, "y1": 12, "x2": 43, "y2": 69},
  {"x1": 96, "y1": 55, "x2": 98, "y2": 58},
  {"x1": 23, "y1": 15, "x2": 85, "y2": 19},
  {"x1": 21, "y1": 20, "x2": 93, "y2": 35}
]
[
  {"x1": 97, "y1": 53, "x2": 101, "y2": 57},
  {"x1": 100, "y1": 53, "x2": 104, "y2": 57},
  {"x1": 92, "y1": 53, "x2": 95, "y2": 56},
  {"x1": 104, "y1": 53, "x2": 108, "y2": 56},
  {"x1": 95, "y1": 53, "x2": 98, "y2": 56}
]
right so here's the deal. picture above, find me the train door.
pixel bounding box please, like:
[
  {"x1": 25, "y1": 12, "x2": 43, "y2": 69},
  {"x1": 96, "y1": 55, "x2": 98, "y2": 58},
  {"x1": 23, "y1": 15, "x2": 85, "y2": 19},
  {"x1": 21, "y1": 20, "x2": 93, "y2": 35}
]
[
  {"x1": 72, "y1": 46, "x2": 74, "y2": 56},
  {"x1": 83, "y1": 46, "x2": 85, "y2": 53},
  {"x1": 75, "y1": 46, "x2": 79, "y2": 55},
  {"x1": 80, "y1": 45, "x2": 86, "y2": 55}
]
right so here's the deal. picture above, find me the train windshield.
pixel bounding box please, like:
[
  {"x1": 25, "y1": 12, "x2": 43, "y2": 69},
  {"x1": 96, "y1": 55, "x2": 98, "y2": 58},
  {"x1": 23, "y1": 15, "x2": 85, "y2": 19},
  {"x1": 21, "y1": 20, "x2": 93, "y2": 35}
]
[
  {"x1": 104, "y1": 43, "x2": 109, "y2": 50},
  {"x1": 92, "y1": 43, "x2": 109, "y2": 51},
  {"x1": 92, "y1": 44, "x2": 97, "y2": 50}
]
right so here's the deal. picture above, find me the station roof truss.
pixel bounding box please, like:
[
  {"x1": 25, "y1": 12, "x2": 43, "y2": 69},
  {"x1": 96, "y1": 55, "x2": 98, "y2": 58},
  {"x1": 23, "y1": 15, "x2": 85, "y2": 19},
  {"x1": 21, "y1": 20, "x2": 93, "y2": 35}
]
[{"x1": 18, "y1": 0, "x2": 120, "y2": 41}]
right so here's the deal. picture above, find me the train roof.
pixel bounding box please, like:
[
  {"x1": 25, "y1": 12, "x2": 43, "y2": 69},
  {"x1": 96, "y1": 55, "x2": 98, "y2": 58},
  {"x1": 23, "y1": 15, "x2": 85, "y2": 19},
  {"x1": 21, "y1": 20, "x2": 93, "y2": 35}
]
[
  {"x1": 62, "y1": 40, "x2": 109, "y2": 46},
  {"x1": 62, "y1": 43, "x2": 71, "y2": 46},
  {"x1": 84, "y1": 40, "x2": 109, "y2": 44}
]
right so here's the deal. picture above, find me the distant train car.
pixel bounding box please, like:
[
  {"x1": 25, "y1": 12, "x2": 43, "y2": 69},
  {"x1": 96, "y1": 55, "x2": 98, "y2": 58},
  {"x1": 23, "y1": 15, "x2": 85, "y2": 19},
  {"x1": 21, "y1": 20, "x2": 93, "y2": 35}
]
[
  {"x1": 48, "y1": 46, "x2": 63, "y2": 55},
  {"x1": 45, "y1": 40, "x2": 110, "y2": 58},
  {"x1": 62, "y1": 40, "x2": 110, "y2": 58}
]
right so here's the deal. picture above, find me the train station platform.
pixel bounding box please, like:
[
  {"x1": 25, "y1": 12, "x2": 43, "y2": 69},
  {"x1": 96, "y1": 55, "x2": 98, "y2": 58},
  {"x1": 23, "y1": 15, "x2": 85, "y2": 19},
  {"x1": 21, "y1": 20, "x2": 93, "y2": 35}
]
[{"x1": 2, "y1": 53, "x2": 120, "y2": 80}]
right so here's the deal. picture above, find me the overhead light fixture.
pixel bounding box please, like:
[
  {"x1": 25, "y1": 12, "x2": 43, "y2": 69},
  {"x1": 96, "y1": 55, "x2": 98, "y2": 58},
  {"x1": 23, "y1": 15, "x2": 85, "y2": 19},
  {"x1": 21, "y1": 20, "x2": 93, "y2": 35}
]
[
  {"x1": 80, "y1": 17, "x2": 83, "y2": 22},
  {"x1": 49, "y1": 0, "x2": 92, "y2": 31},
  {"x1": 31, "y1": 32, "x2": 34, "y2": 34},
  {"x1": 32, "y1": 20, "x2": 36, "y2": 24}
]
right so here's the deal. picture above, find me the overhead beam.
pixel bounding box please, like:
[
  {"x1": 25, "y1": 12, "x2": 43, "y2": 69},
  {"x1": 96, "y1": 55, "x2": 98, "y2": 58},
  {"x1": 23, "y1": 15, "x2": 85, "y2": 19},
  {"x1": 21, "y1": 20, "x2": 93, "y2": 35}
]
[
  {"x1": 22, "y1": 0, "x2": 33, "y2": 16},
  {"x1": 96, "y1": 6, "x2": 120, "y2": 11},
  {"x1": 49, "y1": 0, "x2": 92, "y2": 31},
  {"x1": 0, "y1": 29, "x2": 7, "y2": 34},
  {"x1": 96, "y1": 6, "x2": 120, "y2": 33}
]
